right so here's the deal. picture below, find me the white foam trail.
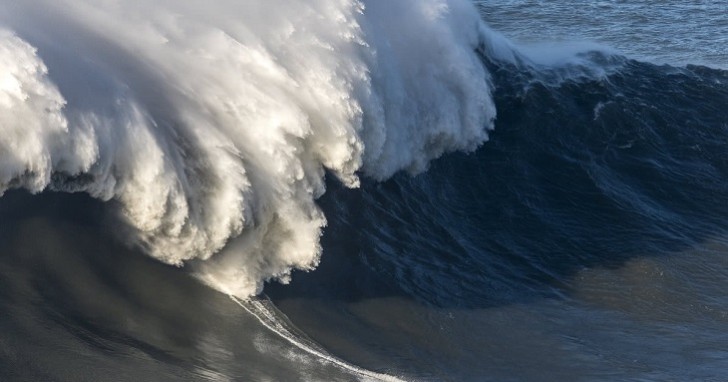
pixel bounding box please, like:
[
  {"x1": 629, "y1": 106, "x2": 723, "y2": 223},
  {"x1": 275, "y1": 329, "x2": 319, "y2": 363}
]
[
  {"x1": 230, "y1": 295, "x2": 407, "y2": 382},
  {"x1": 0, "y1": 0, "x2": 496, "y2": 296}
]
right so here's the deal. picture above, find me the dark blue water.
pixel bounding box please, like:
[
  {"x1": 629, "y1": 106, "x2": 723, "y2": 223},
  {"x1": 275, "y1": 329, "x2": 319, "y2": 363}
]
[
  {"x1": 2, "y1": 2, "x2": 728, "y2": 381},
  {"x1": 264, "y1": 51, "x2": 728, "y2": 380}
]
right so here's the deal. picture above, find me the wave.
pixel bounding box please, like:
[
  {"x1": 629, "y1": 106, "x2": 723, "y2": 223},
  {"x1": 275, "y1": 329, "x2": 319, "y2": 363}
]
[
  {"x1": 330, "y1": 55, "x2": 728, "y2": 309},
  {"x1": 0, "y1": 0, "x2": 496, "y2": 297}
]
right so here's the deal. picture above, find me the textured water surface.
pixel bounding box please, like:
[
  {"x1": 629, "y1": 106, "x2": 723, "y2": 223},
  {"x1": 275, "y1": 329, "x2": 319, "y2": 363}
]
[{"x1": 1, "y1": 1, "x2": 727, "y2": 381}]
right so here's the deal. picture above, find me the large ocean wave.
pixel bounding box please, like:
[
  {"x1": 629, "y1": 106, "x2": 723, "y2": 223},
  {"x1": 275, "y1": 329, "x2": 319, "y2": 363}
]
[
  {"x1": 3, "y1": 2, "x2": 728, "y2": 380},
  {"x1": 0, "y1": 0, "x2": 496, "y2": 297}
]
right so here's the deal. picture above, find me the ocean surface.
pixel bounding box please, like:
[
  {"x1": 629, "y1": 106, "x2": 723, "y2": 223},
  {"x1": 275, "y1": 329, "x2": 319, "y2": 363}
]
[{"x1": 1, "y1": 1, "x2": 727, "y2": 381}]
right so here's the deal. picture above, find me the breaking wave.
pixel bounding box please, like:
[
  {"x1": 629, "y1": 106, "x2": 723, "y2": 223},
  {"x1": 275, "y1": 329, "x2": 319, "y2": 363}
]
[{"x1": 0, "y1": 0, "x2": 496, "y2": 297}]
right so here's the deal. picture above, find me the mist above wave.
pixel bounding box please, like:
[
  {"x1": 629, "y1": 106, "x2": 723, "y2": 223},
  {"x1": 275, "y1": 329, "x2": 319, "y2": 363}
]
[{"x1": 0, "y1": 0, "x2": 495, "y2": 297}]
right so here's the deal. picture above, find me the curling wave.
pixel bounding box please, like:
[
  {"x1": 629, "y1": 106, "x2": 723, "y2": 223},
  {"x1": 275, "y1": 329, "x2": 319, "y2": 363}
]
[{"x1": 0, "y1": 0, "x2": 496, "y2": 296}]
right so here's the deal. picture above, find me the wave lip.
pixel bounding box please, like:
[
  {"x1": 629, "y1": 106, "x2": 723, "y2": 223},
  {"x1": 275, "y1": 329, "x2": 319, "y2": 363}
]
[{"x1": 0, "y1": 0, "x2": 496, "y2": 297}]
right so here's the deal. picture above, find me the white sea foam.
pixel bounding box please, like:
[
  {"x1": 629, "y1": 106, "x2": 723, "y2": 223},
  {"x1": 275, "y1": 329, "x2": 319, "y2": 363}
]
[{"x1": 0, "y1": 0, "x2": 495, "y2": 297}]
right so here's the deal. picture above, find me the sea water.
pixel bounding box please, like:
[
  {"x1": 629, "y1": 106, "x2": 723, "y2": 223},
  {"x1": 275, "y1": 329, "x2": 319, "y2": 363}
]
[{"x1": 1, "y1": 1, "x2": 727, "y2": 381}]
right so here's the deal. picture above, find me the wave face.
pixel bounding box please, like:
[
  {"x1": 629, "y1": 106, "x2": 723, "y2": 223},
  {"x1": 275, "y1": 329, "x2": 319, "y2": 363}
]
[
  {"x1": 0, "y1": 0, "x2": 494, "y2": 296},
  {"x1": 321, "y1": 55, "x2": 728, "y2": 309},
  {"x1": 262, "y1": 50, "x2": 728, "y2": 380}
]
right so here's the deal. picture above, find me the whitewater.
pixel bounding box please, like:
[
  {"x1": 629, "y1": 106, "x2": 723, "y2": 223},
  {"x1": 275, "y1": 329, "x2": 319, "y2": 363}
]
[
  {"x1": 3, "y1": 0, "x2": 728, "y2": 381},
  {"x1": 0, "y1": 0, "x2": 495, "y2": 297}
]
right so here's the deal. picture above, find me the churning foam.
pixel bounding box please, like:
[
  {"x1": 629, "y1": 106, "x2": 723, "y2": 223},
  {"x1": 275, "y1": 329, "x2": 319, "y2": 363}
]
[{"x1": 0, "y1": 0, "x2": 495, "y2": 297}]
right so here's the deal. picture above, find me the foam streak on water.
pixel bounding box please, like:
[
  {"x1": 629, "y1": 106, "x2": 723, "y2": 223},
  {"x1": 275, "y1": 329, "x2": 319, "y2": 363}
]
[{"x1": 230, "y1": 295, "x2": 406, "y2": 382}]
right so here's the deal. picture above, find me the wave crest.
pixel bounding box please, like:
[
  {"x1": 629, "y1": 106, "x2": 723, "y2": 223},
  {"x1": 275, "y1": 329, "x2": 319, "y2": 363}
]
[{"x1": 0, "y1": 0, "x2": 495, "y2": 296}]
